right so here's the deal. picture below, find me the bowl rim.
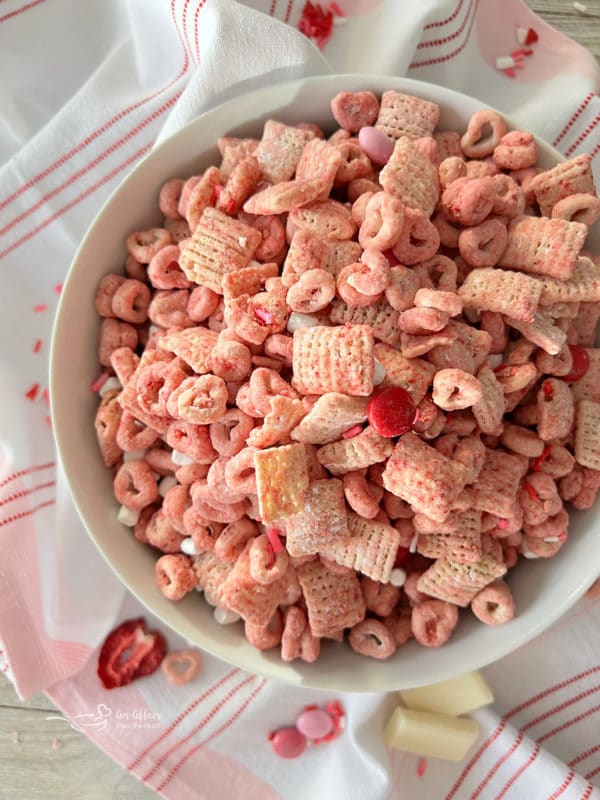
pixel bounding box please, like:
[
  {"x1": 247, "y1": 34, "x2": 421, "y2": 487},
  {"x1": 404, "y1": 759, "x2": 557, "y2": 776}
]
[{"x1": 50, "y1": 73, "x2": 599, "y2": 692}]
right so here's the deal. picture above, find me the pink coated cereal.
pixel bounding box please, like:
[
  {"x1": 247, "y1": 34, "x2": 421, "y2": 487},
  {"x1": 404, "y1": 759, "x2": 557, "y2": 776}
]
[
  {"x1": 113, "y1": 460, "x2": 159, "y2": 510},
  {"x1": 493, "y1": 130, "x2": 537, "y2": 170},
  {"x1": 359, "y1": 192, "x2": 404, "y2": 251},
  {"x1": 148, "y1": 245, "x2": 192, "y2": 290},
  {"x1": 471, "y1": 580, "x2": 515, "y2": 624},
  {"x1": 249, "y1": 533, "x2": 289, "y2": 585},
  {"x1": 161, "y1": 649, "x2": 202, "y2": 685},
  {"x1": 331, "y1": 91, "x2": 379, "y2": 133},
  {"x1": 441, "y1": 177, "x2": 495, "y2": 227},
  {"x1": 411, "y1": 600, "x2": 459, "y2": 647},
  {"x1": 461, "y1": 110, "x2": 508, "y2": 159},
  {"x1": 155, "y1": 554, "x2": 197, "y2": 600},
  {"x1": 458, "y1": 218, "x2": 508, "y2": 268},
  {"x1": 126, "y1": 227, "x2": 173, "y2": 263},
  {"x1": 348, "y1": 618, "x2": 396, "y2": 659},
  {"x1": 159, "y1": 178, "x2": 185, "y2": 220}
]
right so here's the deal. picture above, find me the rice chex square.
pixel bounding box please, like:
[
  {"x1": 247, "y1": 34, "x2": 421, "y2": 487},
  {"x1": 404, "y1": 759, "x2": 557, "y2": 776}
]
[
  {"x1": 318, "y1": 513, "x2": 401, "y2": 584},
  {"x1": 296, "y1": 559, "x2": 366, "y2": 637}
]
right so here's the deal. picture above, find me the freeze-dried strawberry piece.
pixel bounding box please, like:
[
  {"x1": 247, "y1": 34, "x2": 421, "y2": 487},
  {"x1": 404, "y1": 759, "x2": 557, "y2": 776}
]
[{"x1": 97, "y1": 617, "x2": 167, "y2": 689}]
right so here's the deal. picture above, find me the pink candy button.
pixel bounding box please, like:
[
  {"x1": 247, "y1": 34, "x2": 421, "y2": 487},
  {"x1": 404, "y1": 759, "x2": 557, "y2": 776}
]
[
  {"x1": 358, "y1": 126, "x2": 394, "y2": 166},
  {"x1": 296, "y1": 708, "x2": 334, "y2": 740},
  {"x1": 270, "y1": 727, "x2": 307, "y2": 759}
]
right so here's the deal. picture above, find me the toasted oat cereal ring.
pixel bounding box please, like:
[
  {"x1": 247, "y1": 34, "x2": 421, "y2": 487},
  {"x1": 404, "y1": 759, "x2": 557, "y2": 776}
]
[
  {"x1": 162, "y1": 483, "x2": 192, "y2": 534},
  {"x1": 383, "y1": 607, "x2": 413, "y2": 646},
  {"x1": 98, "y1": 318, "x2": 138, "y2": 367},
  {"x1": 249, "y1": 367, "x2": 298, "y2": 416},
  {"x1": 414, "y1": 288, "x2": 462, "y2": 317},
  {"x1": 177, "y1": 175, "x2": 202, "y2": 217},
  {"x1": 95, "y1": 274, "x2": 126, "y2": 317},
  {"x1": 172, "y1": 374, "x2": 228, "y2": 425},
  {"x1": 116, "y1": 413, "x2": 159, "y2": 452},
  {"x1": 351, "y1": 191, "x2": 373, "y2": 227},
  {"x1": 245, "y1": 609, "x2": 284, "y2": 650},
  {"x1": 249, "y1": 533, "x2": 290, "y2": 585},
  {"x1": 208, "y1": 338, "x2": 252, "y2": 382},
  {"x1": 459, "y1": 218, "x2": 508, "y2": 268},
  {"x1": 411, "y1": 599, "x2": 459, "y2": 647},
  {"x1": 187, "y1": 285, "x2": 220, "y2": 323},
  {"x1": 334, "y1": 139, "x2": 373, "y2": 184},
  {"x1": 144, "y1": 447, "x2": 177, "y2": 476},
  {"x1": 348, "y1": 619, "x2": 396, "y2": 660},
  {"x1": 94, "y1": 392, "x2": 122, "y2": 467},
  {"x1": 126, "y1": 227, "x2": 172, "y2": 263},
  {"x1": 174, "y1": 462, "x2": 209, "y2": 484},
  {"x1": 361, "y1": 576, "x2": 401, "y2": 617},
  {"x1": 264, "y1": 333, "x2": 293, "y2": 366},
  {"x1": 510, "y1": 166, "x2": 540, "y2": 206},
  {"x1": 207, "y1": 458, "x2": 248, "y2": 504},
  {"x1": 461, "y1": 110, "x2": 508, "y2": 159},
  {"x1": 162, "y1": 649, "x2": 202, "y2": 685},
  {"x1": 249, "y1": 215, "x2": 286, "y2": 262},
  {"x1": 137, "y1": 362, "x2": 188, "y2": 417},
  {"x1": 349, "y1": 250, "x2": 390, "y2": 295},
  {"x1": 286, "y1": 268, "x2": 335, "y2": 314},
  {"x1": 493, "y1": 130, "x2": 537, "y2": 170},
  {"x1": 522, "y1": 534, "x2": 563, "y2": 558},
  {"x1": 145, "y1": 508, "x2": 186, "y2": 552},
  {"x1": 490, "y1": 174, "x2": 525, "y2": 218},
  {"x1": 155, "y1": 554, "x2": 197, "y2": 601},
  {"x1": 124, "y1": 254, "x2": 148, "y2": 282},
  {"x1": 148, "y1": 289, "x2": 193, "y2": 329},
  {"x1": 358, "y1": 191, "x2": 404, "y2": 252},
  {"x1": 551, "y1": 193, "x2": 600, "y2": 227},
  {"x1": 471, "y1": 580, "x2": 515, "y2": 625},
  {"x1": 441, "y1": 177, "x2": 495, "y2": 227},
  {"x1": 147, "y1": 245, "x2": 192, "y2": 290},
  {"x1": 535, "y1": 343, "x2": 573, "y2": 377},
  {"x1": 166, "y1": 419, "x2": 217, "y2": 463},
  {"x1": 215, "y1": 518, "x2": 258, "y2": 562},
  {"x1": 524, "y1": 506, "x2": 569, "y2": 540},
  {"x1": 225, "y1": 447, "x2": 258, "y2": 495},
  {"x1": 520, "y1": 473, "x2": 562, "y2": 526},
  {"x1": 438, "y1": 156, "x2": 467, "y2": 188},
  {"x1": 384, "y1": 266, "x2": 420, "y2": 312},
  {"x1": 337, "y1": 262, "x2": 384, "y2": 308},
  {"x1": 110, "y1": 346, "x2": 139, "y2": 385},
  {"x1": 418, "y1": 255, "x2": 459, "y2": 292},
  {"x1": 431, "y1": 211, "x2": 461, "y2": 249},
  {"x1": 182, "y1": 506, "x2": 221, "y2": 550},
  {"x1": 159, "y1": 177, "x2": 185, "y2": 219},
  {"x1": 331, "y1": 91, "x2": 379, "y2": 133},
  {"x1": 114, "y1": 460, "x2": 159, "y2": 511},
  {"x1": 433, "y1": 368, "x2": 483, "y2": 411},
  {"x1": 111, "y1": 279, "x2": 152, "y2": 324},
  {"x1": 399, "y1": 307, "x2": 449, "y2": 335},
  {"x1": 391, "y1": 207, "x2": 440, "y2": 266},
  {"x1": 190, "y1": 481, "x2": 248, "y2": 524},
  {"x1": 343, "y1": 471, "x2": 380, "y2": 519}
]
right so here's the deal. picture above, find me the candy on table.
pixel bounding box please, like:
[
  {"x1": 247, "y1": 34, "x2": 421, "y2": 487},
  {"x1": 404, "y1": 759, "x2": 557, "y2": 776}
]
[
  {"x1": 384, "y1": 707, "x2": 479, "y2": 761},
  {"x1": 398, "y1": 670, "x2": 493, "y2": 717},
  {"x1": 269, "y1": 700, "x2": 345, "y2": 758}
]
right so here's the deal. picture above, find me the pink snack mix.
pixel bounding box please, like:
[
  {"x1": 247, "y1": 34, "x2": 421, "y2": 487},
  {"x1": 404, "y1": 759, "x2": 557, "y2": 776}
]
[{"x1": 93, "y1": 89, "x2": 599, "y2": 662}]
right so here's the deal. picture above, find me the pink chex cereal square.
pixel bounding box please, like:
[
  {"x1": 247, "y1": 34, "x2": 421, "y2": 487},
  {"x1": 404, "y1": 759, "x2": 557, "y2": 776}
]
[
  {"x1": 318, "y1": 512, "x2": 401, "y2": 583},
  {"x1": 469, "y1": 448, "x2": 528, "y2": 516},
  {"x1": 220, "y1": 541, "x2": 287, "y2": 626},
  {"x1": 416, "y1": 555, "x2": 507, "y2": 607},
  {"x1": 296, "y1": 558, "x2": 366, "y2": 637},
  {"x1": 284, "y1": 478, "x2": 349, "y2": 557}
]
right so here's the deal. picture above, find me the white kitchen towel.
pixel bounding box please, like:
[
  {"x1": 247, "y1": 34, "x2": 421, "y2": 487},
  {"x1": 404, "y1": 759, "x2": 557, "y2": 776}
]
[{"x1": 1, "y1": 0, "x2": 600, "y2": 797}]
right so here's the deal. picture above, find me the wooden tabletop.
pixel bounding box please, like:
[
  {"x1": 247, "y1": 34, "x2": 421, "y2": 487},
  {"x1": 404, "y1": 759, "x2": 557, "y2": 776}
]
[{"x1": 2, "y1": 3, "x2": 600, "y2": 799}]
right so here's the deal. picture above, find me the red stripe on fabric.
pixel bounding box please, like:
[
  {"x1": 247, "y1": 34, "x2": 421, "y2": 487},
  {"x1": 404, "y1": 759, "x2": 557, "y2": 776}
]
[
  {"x1": 580, "y1": 784, "x2": 595, "y2": 800},
  {"x1": 417, "y1": 0, "x2": 474, "y2": 49},
  {"x1": 0, "y1": 462, "x2": 54, "y2": 490},
  {"x1": 0, "y1": 141, "x2": 153, "y2": 261},
  {"x1": 553, "y1": 93, "x2": 595, "y2": 147},
  {"x1": 0, "y1": 498, "x2": 55, "y2": 528},
  {"x1": 154, "y1": 680, "x2": 267, "y2": 793},
  {"x1": 547, "y1": 771, "x2": 575, "y2": 800},
  {"x1": 424, "y1": 0, "x2": 464, "y2": 29},
  {"x1": 538, "y1": 702, "x2": 600, "y2": 744},
  {"x1": 445, "y1": 665, "x2": 600, "y2": 800},
  {"x1": 493, "y1": 744, "x2": 541, "y2": 800},
  {"x1": 127, "y1": 668, "x2": 240, "y2": 770},
  {"x1": 0, "y1": 93, "x2": 181, "y2": 239},
  {"x1": 269, "y1": 0, "x2": 277, "y2": 14},
  {"x1": 0, "y1": 481, "x2": 55, "y2": 510},
  {"x1": 0, "y1": 0, "x2": 189, "y2": 217},
  {"x1": 469, "y1": 734, "x2": 524, "y2": 800},
  {"x1": 564, "y1": 115, "x2": 600, "y2": 158},
  {"x1": 141, "y1": 674, "x2": 256, "y2": 782},
  {"x1": 284, "y1": 0, "x2": 294, "y2": 23},
  {"x1": 569, "y1": 743, "x2": 600, "y2": 768},
  {"x1": 409, "y1": 0, "x2": 478, "y2": 70},
  {"x1": 0, "y1": 0, "x2": 45, "y2": 24},
  {"x1": 193, "y1": 0, "x2": 209, "y2": 62}
]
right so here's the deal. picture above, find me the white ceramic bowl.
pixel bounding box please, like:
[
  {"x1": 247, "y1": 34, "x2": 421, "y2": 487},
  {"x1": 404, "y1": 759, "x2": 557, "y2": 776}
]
[{"x1": 51, "y1": 74, "x2": 600, "y2": 692}]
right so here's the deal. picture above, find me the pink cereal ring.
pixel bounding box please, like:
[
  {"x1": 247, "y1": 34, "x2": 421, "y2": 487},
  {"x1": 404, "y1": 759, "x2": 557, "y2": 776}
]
[
  {"x1": 208, "y1": 338, "x2": 252, "y2": 382},
  {"x1": 124, "y1": 255, "x2": 148, "y2": 282},
  {"x1": 110, "y1": 346, "x2": 139, "y2": 384},
  {"x1": 347, "y1": 178, "x2": 381, "y2": 203},
  {"x1": 348, "y1": 249, "x2": 390, "y2": 295},
  {"x1": 251, "y1": 215, "x2": 286, "y2": 262},
  {"x1": 384, "y1": 265, "x2": 420, "y2": 312},
  {"x1": 190, "y1": 481, "x2": 247, "y2": 524},
  {"x1": 95, "y1": 274, "x2": 126, "y2": 317},
  {"x1": 159, "y1": 177, "x2": 185, "y2": 219},
  {"x1": 147, "y1": 245, "x2": 192, "y2": 290},
  {"x1": 113, "y1": 460, "x2": 159, "y2": 510},
  {"x1": 414, "y1": 288, "x2": 462, "y2": 316},
  {"x1": 264, "y1": 334, "x2": 293, "y2": 366},
  {"x1": 145, "y1": 509, "x2": 186, "y2": 552},
  {"x1": 161, "y1": 649, "x2": 202, "y2": 685},
  {"x1": 155, "y1": 554, "x2": 197, "y2": 601},
  {"x1": 411, "y1": 599, "x2": 459, "y2": 647},
  {"x1": 116, "y1": 413, "x2": 159, "y2": 452},
  {"x1": 177, "y1": 174, "x2": 202, "y2": 219},
  {"x1": 175, "y1": 462, "x2": 210, "y2": 484},
  {"x1": 166, "y1": 419, "x2": 217, "y2": 463},
  {"x1": 335, "y1": 140, "x2": 373, "y2": 184},
  {"x1": 392, "y1": 208, "x2": 440, "y2": 266},
  {"x1": 361, "y1": 576, "x2": 401, "y2": 617},
  {"x1": 551, "y1": 193, "x2": 600, "y2": 227},
  {"x1": 383, "y1": 607, "x2": 413, "y2": 646},
  {"x1": 181, "y1": 506, "x2": 219, "y2": 551},
  {"x1": 432, "y1": 368, "x2": 483, "y2": 411},
  {"x1": 349, "y1": 619, "x2": 396, "y2": 660},
  {"x1": 358, "y1": 191, "x2": 404, "y2": 252},
  {"x1": 188, "y1": 285, "x2": 220, "y2": 323},
  {"x1": 126, "y1": 227, "x2": 172, "y2": 263},
  {"x1": 173, "y1": 374, "x2": 228, "y2": 425},
  {"x1": 224, "y1": 447, "x2": 258, "y2": 495},
  {"x1": 493, "y1": 130, "x2": 537, "y2": 170},
  {"x1": 245, "y1": 609, "x2": 284, "y2": 651},
  {"x1": 144, "y1": 447, "x2": 177, "y2": 476},
  {"x1": 206, "y1": 458, "x2": 247, "y2": 504},
  {"x1": 209, "y1": 408, "x2": 255, "y2": 458},
  {"x1": 337, "y1": 262, "x2": 383, "y2": 307},
  {"x1": 399, "y1": 306, "x2": 449, "y2": 335},
  {"x1": 137, "y1": 363, "x2": 188, "y2": 417},
  {"x1": 98, "y1": 318, "x2": 138, "y2": 367},
  {"x1": 461, "y1": 110, "x2": 508, "y2": 158},
  {"x1": 162, "y1": 484, "x2": 192, "y2": 534},
  {"x1": 168, "y1": 218, "x2": 192, "y2": 245},
  {"x1": 249, "y1": 368, "x2": 298, "y2": 416},
  {"x1": 148, "y1": 289, "x2": 194, "y2": 328},
  {"x1": 458, "y1": 217, "x2": 508, "y2": 268},
  {"x1": 331, "y1": 91, "x2": 379, "y2": 133},
  {"x1": 431, "y1": 211, "x2": 461, "y2": 249},
  {"x1": 286, "y1": 268, "x2": 336, "y2": 314},
  {"x1": 249, "y1": 533, "x2": 290, "y2": 585},
  {"x1": 215, "y1": 518, "x2": 259, "y2": 562},
  {"x1": 441, "y1": 177, "x2": 495, "y2": 226},
  {"x1": 343, "y1": 471, "x2": 381, "y2": 519},
  {"x1": 471, "y1": 580, "x2": 515, "y2": 625},
  {"x1": 111, "y1": 279, "x2": 151, "y2": 324},
  {"x1": 438, "y1": 156, "x2": 467, "y2": 189},
  {"x1": 490, "y1": 174, "x2": 525, "y2": 217},
  {"x1": 351, "y1": 191, "x2": 373, "y2": 227}
]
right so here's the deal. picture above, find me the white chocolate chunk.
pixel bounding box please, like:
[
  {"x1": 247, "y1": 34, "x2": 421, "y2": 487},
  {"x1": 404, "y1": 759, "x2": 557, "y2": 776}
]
[
  {"x1": 98, "y1": 376, "x2": 121, "y2": 397},
  {"x1": 158, "y1": 475, "x2": 178, "y2": 498},
  {"x1": 123, "y1": 448, "x2": 147, "y2": 462},
  {"x1": 398, "y1": 670, "x2": 493, "y2": 717},
  {"x1": 214, "y1": 607, "x2": 241, "y2": 625},
  {"x1": 171, "y1": 449, "x2": 195, "y2": 466},
  {"x1": 384, "y1": 707, "x2": 479, "y2": 761},
  {"x1": 117, "y1": 505, "x2": 140, "y2": 527}
]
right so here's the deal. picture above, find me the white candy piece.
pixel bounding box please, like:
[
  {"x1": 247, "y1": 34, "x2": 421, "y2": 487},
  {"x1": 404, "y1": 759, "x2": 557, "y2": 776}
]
[
  {"x1": 123, "y1": 449, "x2": 147, "y2": 462},
  {"x1": 390, "y1": 568, "x2": 406, "y2": 588},
  {"x1": 158, "y1": 475, "x2": 178, "y2": 498},
  {"x1": 373, "y1": 359, "x2": 387, "y2": 386},
  {"x1": 180, "y1": 537, "x2": 199, "y2": 556},
  {"x1": 384, "y1": 707, "x2": 479, "y2": 761},
  {"x1": 287, "y1": 312, "x2": 320, "y2": 333},
  {"x1": 515, "y1": 26, "x2": 528, "y2": 44},
  {"x1": 495, "y1": 56, "x2": 515, "y2": 70},
  {"x1": 399, "y1": 670, "x2": 493, "y2": 717},
  {"x1": 98, "y1": 376, "x2": 122, "y2": 398},
  {"x1": 409, "y1": 531, "x2": 418, "y2": 554},
  {"x1": 213, "y1": 607, "x2": 241, "y2": 625},
  {"x1": 171, "y1": 450, "x2": 195, "y2": 466},
  {"x1": 117, "y1": 505, "x2": 141, "y2": 527},
  {"x1": 486, "y1": 353, "x2": 503, "y2": 370}
]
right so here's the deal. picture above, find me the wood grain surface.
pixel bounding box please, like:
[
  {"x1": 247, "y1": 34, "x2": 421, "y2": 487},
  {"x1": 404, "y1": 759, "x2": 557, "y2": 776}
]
[{"x1": 2, "y1": 2, "x2": 599, "y2": 799}]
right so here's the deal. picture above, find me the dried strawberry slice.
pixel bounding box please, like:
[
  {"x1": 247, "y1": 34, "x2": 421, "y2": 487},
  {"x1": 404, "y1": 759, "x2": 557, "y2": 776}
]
[{"x1": 97, "y1": 617, "x2": 167, "y2": 689}]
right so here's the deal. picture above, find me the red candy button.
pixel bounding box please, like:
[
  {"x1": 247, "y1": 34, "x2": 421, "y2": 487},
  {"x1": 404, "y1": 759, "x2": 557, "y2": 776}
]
[
  {"x1": 367, "y1": 386, "x2": 417, "y2": 437},
  {"x1": 563, "y1": 345, "x2": 590, "y2": 383},
  {"x1": 394, "y1": 546, "x2": 411, "y2": 568},
  {"x1": 97, "y1": 617, "x2": 167, "y2": 689},
  {"x1": 270, "y1": 727, "x2": 308, "y2": 759}
]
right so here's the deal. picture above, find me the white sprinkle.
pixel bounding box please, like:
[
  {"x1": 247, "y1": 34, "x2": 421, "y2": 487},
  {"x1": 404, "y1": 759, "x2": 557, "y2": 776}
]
[
  {"x1": 213, "y1": 607, "x2": 241, "y2": 625},
  {"x1": 238, "y1": 236, "x2": 248, "y2": 248},
  {"x1": 409, "y1": 531, "x2": 419, "y2": 554},
  {"x1": 171, "y1": 450, "x2": 195, "y2": 466},
  {"x1": 117, "y1": 505, "x2": 141, "y2": 527},
  {"x1": 515, "y1": 26, "x2": 528, "y2": 44},
  {"x1": 98, "y1": 376, "x2": 121, "y2": 398},
  {"x1": 573, "y1": 1, "x2": 588, "y2": 13},
  {"x1": 486, "y1": 353, "x2": 503, "y2": 370},
  {"x1": 373, "y1": 359, "x2": 387, "y2": 386},
  {"x1": 522, "y1": 546, "x2": 541, "y2": 559},
  {"x1": 149, "y1": 324, "x2": 162, "y2": 336},
  {"x1": 158, "y1": 475, "x2": 178, "y2": 498},
  {"x1": 181, "y1": 537, "x2": 199, "y2": 556},
  {"x1": 123, "y1": 449, "x2": 147, "y2": 462},
  {"x1": 287, "y1": 311, "x2": 320, "y2": 333},
  {"x1": 390, "y1": 567, "x2": 407, "y2": 587},
  {"x1": 496, "y1": 56, "x2": 516, "y2": 70},
  {"x1": 544, "y1": 536, "x2": 560, "y2": 543}
]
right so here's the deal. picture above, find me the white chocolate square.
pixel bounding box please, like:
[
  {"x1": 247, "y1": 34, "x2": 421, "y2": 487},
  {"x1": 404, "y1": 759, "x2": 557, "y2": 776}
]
[
  {"x1": 398, "y1": 670, "x2": 493, "y2": 717},
  {"x1": 384, "y1": 707, "x2": 479, "y2": 761}
]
